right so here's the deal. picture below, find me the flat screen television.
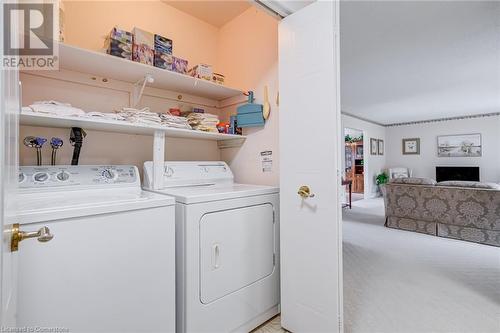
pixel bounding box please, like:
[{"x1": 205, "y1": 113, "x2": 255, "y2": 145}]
[{"x1": 436, "y1": 166, "x2": 479, "y2": 182}]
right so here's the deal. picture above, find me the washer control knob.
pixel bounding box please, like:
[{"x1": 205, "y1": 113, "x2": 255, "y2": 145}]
[
  {"x1": 56, "y1": 171, "x2": 70, "y2": 181},
  {"x1": 33, "y1": 172, "x2": 49, "y2": 182},
  {"x1": 18, "y1": 173, "x2": 25, "y2": 183},
  {"x1": 102, "y1": 169, "x2": 116, "y2": 180}
]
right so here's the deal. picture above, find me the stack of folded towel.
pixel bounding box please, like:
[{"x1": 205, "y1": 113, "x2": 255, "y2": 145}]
[
  {"x1": 159, "y1": 112, "x2": 192, "y2": 129},
  {"x1": 23, "y1": 100, "x2": 86, "y2": 117},
  {"x1": 114, "y1": 107, "x2": 163, "y2": 126},
  {"x1": 86, "y1": 111, "x2": 126, "y2": 121},
  {"x1": 22, "y1": 101, "x2": 221, "y2": 132},
  {"x1": 186, "y1": 113, "x2": 219, "y2": 132}
]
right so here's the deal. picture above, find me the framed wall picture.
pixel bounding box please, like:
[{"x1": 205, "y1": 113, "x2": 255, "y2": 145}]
[
  {"x1": 370, "y1": 138, "x2": 378, "y2": 155},
  {"x1": 402, "y1": 138, "x2": 420, "y2": 155},
  {"x1": 437, "y1": 133, "x2": 481, "y2": 157},
  {"x1": 377, "y1": 139, "x2": 384, "y2": 155}
]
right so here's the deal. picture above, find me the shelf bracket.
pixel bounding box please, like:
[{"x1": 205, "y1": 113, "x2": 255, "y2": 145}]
[
  {"x1": 131, "y1": 74, "x2": 154, "y2": 107},
  {"x1": 152, "y1": 130, "x2": 165, "y2": 190}
]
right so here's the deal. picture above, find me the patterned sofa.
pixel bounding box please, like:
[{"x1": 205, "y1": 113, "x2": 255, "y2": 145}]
[{"x1": 383, "y1": 178, "x2": 500, "y2": 247}]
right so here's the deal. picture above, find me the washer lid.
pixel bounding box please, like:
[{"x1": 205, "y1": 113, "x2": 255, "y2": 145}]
[
  {"x1": 151, "y1": 183, "x2": 279, "y2": 204},
  {"x1": 16, "y1": 189, "x2": 175, "y2": 224}
]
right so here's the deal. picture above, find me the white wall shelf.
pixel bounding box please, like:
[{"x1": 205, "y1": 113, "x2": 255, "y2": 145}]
[
  {"x1": 20, "y1": 112, "x2": 246, "y2": 143},
  {"x1": 20, "y1": 43, "x2": 247, "y2": 190},
  {"x1": 55, "y1": 43, "x2": 244, "y2": 101}
]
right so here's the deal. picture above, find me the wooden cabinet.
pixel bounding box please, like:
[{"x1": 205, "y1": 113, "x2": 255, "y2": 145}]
[
  {"x1": 345, "y1": 141, "x2": 364, "y2": 194},
  {"x1": 353, "y1": 174, "x2": 364, "y2": 193}
]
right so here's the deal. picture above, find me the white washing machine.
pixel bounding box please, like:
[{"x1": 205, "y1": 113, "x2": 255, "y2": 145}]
[
  {"x1": 16, "y1": 165, "x2": 176, "y2": 333},
  {"x1": 143, "y1": 161, "x2": 280, "y2": 333}
]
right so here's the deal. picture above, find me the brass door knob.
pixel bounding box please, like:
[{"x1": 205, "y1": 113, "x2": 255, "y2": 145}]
[
  {"x1": 298, "y1": 185, "x2": 315, "y2": 199},
  {"x1": 10, "y1": 223, "x2": 54, "y2": 252}
]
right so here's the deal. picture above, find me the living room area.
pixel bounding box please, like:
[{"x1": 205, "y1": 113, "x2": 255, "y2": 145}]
[
  {"x1": 340, "y1": 1, "x2": 500, "y2": 332},
  {"x1": 341, "y1": 114, "x2": 500, "y2": 332}
]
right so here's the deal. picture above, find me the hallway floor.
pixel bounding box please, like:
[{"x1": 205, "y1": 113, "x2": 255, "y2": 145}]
[{"x1": 258, "y1": 198, "x2": 500, "y2": 332}]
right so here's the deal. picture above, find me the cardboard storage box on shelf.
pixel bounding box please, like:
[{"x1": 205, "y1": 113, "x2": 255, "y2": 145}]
[
  {"x1": 172, "y1": 56, "x2": 188, "y2": 74},
  {"x1": 188, "y1": 64, "x2": 212, "y2": 81},
  {"x1": 154, "y1": 50, "x2": 173, "y2": 70},
  {"x1": 212, "y1": 73, "x2": 225, "y2": 85},
  {"x1": 154, "y1": 34, "x2": 172, "y2": 54},
  {"x1": 105, "y1": 27, "x2": 133, "y2": 60},
  {"x1": 132, "y1": 27, "x2": 154, "y2": 48},
  {"x1": 106, "y1": 39, "x2": 132, "y2": 60},
  {"x1": 133, "y1": 44, "x2": 153, "y2": 65},
  {"x1": 110, "y1": 27, "x2": 133, "y2": 44}
]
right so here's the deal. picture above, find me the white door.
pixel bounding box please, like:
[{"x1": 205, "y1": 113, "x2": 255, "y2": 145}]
[
  {"x1": 0, "y1": 2, "x2": 20, "y2": 327},
  {"x1": 279, "y1": 1, "x2": 342, "y2": 332}
]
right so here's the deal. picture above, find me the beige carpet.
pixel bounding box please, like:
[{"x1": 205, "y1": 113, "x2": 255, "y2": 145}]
[
  {"x1": 256, "y1": 197, "x2": 500, "y2": 332},
  {"x1": 343, "y1": 198, "x2": 500, "y2": 333}
]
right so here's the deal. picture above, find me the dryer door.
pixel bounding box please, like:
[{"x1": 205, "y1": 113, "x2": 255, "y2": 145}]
[{"x1": 199, "y1": 203, "x2": 275, "y2": 304}]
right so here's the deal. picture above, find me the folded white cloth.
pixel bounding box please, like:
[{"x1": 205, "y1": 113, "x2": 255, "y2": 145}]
[
  {"x1": 115, "y1": 107, "x2": 195, "y2": 129},
  {"x1": 27, "y1": 100, "x2": 86, "y2": 116},
  {"x1": 22, "y1": 106, "x2": 34, "y2": 113},
  {"x1": 187, "y1": 113, "x2": 219, "y2": 132},
  {"x1": 159, "y1": 112, "x2": 191, "y2": 129},
  {"x1": 115, "y1": 107, "x2": 163, "y2": 125},
  {"x1": 86, "y1": 111, "x2": 126, "y2": 121},
  {"x1": 23, "y1": 103, "x2": 203, "y2": 132}
]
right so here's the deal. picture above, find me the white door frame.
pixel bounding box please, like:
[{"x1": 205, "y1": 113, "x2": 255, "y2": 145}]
[
  {"x1": 0, "y1": 1, "x2": 20, "y2": 327},
  {"x1": 0, "y1": 67, "x2": 20, "y2": 330}
]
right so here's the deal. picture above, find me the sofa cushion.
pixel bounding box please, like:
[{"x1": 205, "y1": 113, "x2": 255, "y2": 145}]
[
  {"x1": 436, "y1": 180, "x2": 500, "y2": 189},
  {"x1": 389, "y1": 177, "x2": 437, "y2": 185}
]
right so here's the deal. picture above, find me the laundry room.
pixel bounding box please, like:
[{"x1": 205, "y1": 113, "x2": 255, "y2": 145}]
[
  {"x1": 19, "y1": 0, "x2": 280, "y2": 186},
  {"x1": 2, "y1": 1, "x2": 347, "y2": 333},
  {"x1": 15, "y1": 1, "x2": 283, "y2": 332}
]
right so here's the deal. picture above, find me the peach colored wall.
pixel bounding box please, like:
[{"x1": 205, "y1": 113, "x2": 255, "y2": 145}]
[
  {"x1": 63, "y1": 0, "x2": 219, "y2": 68},
  {"x1": 217, "y1": 7, "x2": 280, "y2": 186},
  {"x1": 216, "y1": 7, "x2": 279, "y2": 90}
]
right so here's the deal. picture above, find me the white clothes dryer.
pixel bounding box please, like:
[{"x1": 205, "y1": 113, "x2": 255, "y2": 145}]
[{"x1": 143, "y1": 161, "x2": 280, "y2": 333}]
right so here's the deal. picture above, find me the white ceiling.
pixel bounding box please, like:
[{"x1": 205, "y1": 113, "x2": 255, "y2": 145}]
[
  {"x1": 163, "y1": 1, "x2": 252, "y2": 28},
  {"x1": 340, "y1": 1, "x2": 500, "y2": 125}
]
